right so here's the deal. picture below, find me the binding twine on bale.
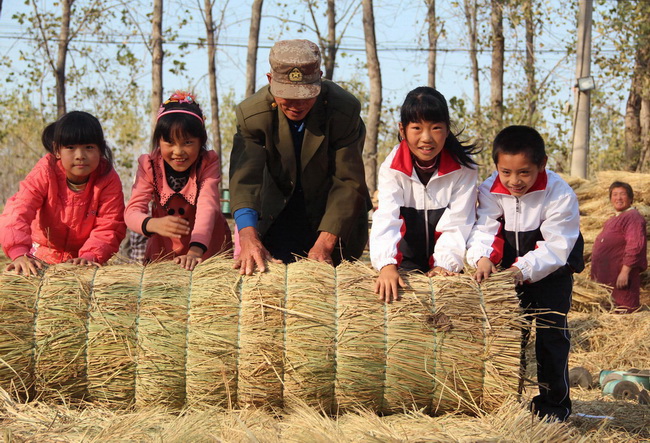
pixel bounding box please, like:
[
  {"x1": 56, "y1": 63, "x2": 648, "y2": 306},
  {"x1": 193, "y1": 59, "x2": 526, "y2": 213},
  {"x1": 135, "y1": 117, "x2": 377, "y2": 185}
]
[{"x1": 0, "y1": 258, "x2": 524, "y2": 415}]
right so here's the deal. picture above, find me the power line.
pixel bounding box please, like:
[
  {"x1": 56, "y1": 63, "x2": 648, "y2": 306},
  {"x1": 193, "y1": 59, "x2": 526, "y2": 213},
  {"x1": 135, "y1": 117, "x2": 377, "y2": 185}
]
[{"x1": 0, "y1": 32, "x2": 622, "y2": 54}]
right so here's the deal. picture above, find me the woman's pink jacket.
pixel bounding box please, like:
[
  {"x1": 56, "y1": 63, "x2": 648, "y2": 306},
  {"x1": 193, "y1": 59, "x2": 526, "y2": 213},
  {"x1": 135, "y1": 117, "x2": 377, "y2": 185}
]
[
  {"x1": 124, "y1": 149, "x2": 231, "y2": 260},
  {"x1": 0, "y1": 154, "x2": 126, "y2": 263}
]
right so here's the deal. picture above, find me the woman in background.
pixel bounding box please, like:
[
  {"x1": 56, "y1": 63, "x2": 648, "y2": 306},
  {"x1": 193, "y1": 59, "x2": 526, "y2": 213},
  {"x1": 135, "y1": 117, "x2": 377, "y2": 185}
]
[{"x1": 591, "y1": 181, "x2": 647, "y2": 312}]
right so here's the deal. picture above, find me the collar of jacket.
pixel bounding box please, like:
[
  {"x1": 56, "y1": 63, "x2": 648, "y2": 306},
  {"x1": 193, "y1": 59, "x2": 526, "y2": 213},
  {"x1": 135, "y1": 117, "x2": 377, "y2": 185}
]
[
  {"x1": 150, "y1": 147, "x2": 201, "y2": 207},
  {"x1": 389, "y1": 139, "x2": 461, "y2": 178},
  {"x1": 270, "y1": 88, "x2": 326, "y2": 182},
  {"x1": 489, "y1": 168, "x2": 548, "y2": 195}
]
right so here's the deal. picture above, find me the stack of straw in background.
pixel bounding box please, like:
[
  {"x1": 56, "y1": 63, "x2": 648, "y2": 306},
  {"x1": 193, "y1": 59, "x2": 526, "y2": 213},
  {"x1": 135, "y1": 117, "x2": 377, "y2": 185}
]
[{"x1": 0, "y1": 258, "x2": 524, "y2": 415}]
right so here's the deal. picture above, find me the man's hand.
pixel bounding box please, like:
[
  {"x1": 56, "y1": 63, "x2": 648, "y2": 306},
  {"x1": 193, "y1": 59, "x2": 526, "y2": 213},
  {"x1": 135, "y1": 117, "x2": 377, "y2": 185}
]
[
  {"x1": 307, "y1": 231, "x2": 337, "y2": 265},
  {"x1": 146, "y1": 216, "x2": 190, "y2": 239},
  {"x1": 233, "y1": 227, "x2": 280, "y2": 275},
  {"x1": 6, "y1": 254, "x2": 43, "y2": 277},
  {"x1": 474, "y1": 257, "x2": 497, "y2": 283},
  {"x1": 616, "y1": 265, "x2": 631, "y2": 289},
  {"x1": 66, "y1": 257, "x2": 101, "y2": 267},
  {"x1": 427, "y1": 266, "x2": 457, "y2": 277},
  {"x1": 375, "y1": 264, "x2": 405, "y2": 303}
]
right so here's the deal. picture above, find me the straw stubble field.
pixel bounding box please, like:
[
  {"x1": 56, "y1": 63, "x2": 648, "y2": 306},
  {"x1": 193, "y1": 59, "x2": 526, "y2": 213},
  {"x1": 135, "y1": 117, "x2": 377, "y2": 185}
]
[{"x1": 0, "y1": 170, "x2": 649, "y2": 441}]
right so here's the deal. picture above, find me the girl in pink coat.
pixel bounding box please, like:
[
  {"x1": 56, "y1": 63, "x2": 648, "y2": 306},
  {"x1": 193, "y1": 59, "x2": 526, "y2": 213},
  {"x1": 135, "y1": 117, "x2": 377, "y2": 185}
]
[
  {"x1": 0, "y1": 111, "x2": 126, "y2": 276},
  {"x1": 125, "y1": 91, "x2": 232, "y2": 270}
]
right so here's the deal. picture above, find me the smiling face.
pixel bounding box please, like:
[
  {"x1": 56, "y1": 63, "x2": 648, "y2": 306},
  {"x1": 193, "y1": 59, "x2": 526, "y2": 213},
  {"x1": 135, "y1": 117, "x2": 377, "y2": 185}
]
[
  {"x1": 610, "y1": 187, "x2": 632, "y2": 212},
  {"x1": 56, "y1": 143, "x2": 101, "y2": 184},
  {"x1": 159, "y1": 136, "x2": 201, "y2": 172},
  {"x1": 495, "y1": 152, "x2": 546, "y2": 197},
  {"x1": 399, "y1": 120, "x2": 449, "y2": 167}
]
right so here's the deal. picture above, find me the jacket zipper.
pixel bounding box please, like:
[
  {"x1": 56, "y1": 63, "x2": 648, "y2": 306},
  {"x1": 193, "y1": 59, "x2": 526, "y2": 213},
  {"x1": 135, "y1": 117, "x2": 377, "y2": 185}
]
[
  {"x1": 514, "y1": 196, "x2": 521, "y2": 256},
  {"x1": 423, "y1": 182, "x2": 430, "y2": 258}
]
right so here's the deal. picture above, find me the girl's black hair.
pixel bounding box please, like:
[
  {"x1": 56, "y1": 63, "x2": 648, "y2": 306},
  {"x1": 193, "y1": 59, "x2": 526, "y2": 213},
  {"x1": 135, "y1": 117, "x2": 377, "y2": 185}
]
[
  {"x1": 400, "y1": 86, "x2": 479, "y2": 168},
  {"x1": 152, "y1": 95, "x2": 208, "y2": 152},
  {"x1": 43, "y1": 111, "x2": 113, "y2": 173}
]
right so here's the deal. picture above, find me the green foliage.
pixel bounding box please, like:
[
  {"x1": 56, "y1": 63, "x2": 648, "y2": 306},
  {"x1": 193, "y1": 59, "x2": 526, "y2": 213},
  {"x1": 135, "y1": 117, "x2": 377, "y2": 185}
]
[{"x1": 0, "y1": 93, "x2": 51, "y2": 203}]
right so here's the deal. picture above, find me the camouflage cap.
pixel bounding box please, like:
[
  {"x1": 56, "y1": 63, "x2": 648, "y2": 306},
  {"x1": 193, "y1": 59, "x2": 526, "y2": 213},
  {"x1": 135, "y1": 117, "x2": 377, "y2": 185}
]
[{"x1": 269, "y1": 39, "x2": 322, "y2": 99}]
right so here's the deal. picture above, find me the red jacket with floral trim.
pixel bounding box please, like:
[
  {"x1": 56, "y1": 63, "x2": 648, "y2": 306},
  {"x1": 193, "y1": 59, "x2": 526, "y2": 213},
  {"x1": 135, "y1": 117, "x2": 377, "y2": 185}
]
[
  {"x1": 124, "y1": 148, "x2": 231, "y2": 260},
  {"x1": 0, "y1": 154, "x2": 126, "y2": 264}
]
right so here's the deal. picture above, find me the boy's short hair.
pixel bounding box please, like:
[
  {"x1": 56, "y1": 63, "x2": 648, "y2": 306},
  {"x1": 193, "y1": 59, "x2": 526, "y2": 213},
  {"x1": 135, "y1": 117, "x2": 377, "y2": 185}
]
[
  {"x1": 608, "y1": 181, "x2": 634, "y2": 201},
  {"x1": 492, "y1": 125, "x2": 546, "y2": 167}
]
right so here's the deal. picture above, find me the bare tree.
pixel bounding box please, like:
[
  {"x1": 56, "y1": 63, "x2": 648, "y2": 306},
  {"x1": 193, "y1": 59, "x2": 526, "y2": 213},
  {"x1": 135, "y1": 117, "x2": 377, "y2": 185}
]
[
  {"x1": 463, "y1": 0, "x2": 480, "y2": 111},
  {"x1": 245, "y1": 0, "x2": 263, "y2": 97},
  {"x1": 151, "y1": 0, "x2": 163, "y2": 132},
  {"x1": 30, "y1": 0, "x2": 74, "y2": 116},
  {"x1": 523, "y1": 0, "x2": 536, "y2": 123},
  {"x1": 624, "y1": 68, "x2": 642, "y2": 171},
  {"x1": 425, "y1": 0, "x2": 439, "y2": 88},
  {"x1": 200, "y1": 0, "x2": 230, "y2": 178},
  {"x1": 362, "y1": 0, "x2": 382, "y2": 195},
  {"x1": 305, "y1": 0, "x2": 361, "y2": 80},
  {"x1": 490, "y1": 0, "x2": 504, "y2": 128}
]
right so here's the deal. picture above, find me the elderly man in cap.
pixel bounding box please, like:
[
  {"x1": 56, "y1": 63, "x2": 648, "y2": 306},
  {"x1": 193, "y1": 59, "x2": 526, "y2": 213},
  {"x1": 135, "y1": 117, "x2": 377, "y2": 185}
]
[{"x1": 230, "y1": 39, "x2": 370, "y2": 274}]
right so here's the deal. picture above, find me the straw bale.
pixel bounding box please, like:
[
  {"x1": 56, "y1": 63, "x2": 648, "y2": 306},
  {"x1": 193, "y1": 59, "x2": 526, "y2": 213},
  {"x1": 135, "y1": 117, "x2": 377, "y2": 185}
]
[
  {"x1": 283, "y1": 259, "x2": 336, "y2": 412},
  {"x1": 135, "y1": 261, "x2": 191, "y2": 409},
  {"x1": 185, "y1": 256, "x2": 241, "y2": 409},
  {"x1": 34, "y1": 265, "x2": 95, "y2": 401},
  {"x1": 237, "y1": 261, "x2": 285, "y2": 409},
  {"x1": 334, "y1": 261, "x2": 386, "y2": 412},
  {"x1": 0, "y1": 271, "x2": 39, "y2": 399},
  {"x1": 0, "y1": 258, "x2": 523, "y2": 415},
  {"x1": 86, "y1": 264, "x2": 140, "y2": 406}
]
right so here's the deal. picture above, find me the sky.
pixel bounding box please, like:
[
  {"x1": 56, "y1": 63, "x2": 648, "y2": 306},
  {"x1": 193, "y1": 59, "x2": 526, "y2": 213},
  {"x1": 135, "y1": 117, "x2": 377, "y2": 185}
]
[{"x1": 0, "y1": 0, "x2": 583, "y2": 118}]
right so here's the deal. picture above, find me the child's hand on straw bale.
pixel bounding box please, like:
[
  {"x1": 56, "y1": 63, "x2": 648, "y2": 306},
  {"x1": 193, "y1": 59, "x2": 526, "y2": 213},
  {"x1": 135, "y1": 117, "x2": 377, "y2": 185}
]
[
  {"x1": 66, "y1": 257, "x2": 101, "y2": 267},
  {"x1": 426, "y1": 266, "x2": 457, "y2": 277},
  {"x1": 474, "y1": 257, "x2": 496, "y2": 283},
  {"x1": 234, "y1": 226, "x2": 281, "y2": 275},
  {"x1": 375, "y1": 264, "x2": 404, "y2": 303},
  {"x1": 506, "y1": 266, "x2": 524, "y2": 285},
  {"x1": 6, "y1": 254, "x2": 43, "y2": 277},
  {"x1": 175, "y1": 246, "x2": 204, "y2": 271},
  {"x1": 146, "y1": 215, "x2": 190, "y2": 239}
]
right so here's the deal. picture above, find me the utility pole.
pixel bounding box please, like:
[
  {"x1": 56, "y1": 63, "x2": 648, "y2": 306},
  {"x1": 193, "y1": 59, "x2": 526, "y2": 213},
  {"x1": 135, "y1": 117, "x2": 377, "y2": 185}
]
[{"x1": 570, "y1": 0, "x2": 593, "y2": 178}]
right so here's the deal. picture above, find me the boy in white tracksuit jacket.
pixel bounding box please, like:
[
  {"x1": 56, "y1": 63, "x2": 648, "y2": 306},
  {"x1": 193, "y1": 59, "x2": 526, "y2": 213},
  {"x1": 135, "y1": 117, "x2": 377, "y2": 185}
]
[{"x1": 466, "y1": 125, "x2": 584, "y2": 422}]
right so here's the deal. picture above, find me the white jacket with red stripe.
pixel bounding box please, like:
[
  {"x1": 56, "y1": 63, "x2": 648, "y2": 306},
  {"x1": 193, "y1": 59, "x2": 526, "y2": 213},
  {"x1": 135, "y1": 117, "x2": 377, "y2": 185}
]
[
  {"x1": 370, "y1": 141, "x2": 478, "y2": 273},
  {"x1": 466, "y1": 169, "x2": 582, "y2": 283}
]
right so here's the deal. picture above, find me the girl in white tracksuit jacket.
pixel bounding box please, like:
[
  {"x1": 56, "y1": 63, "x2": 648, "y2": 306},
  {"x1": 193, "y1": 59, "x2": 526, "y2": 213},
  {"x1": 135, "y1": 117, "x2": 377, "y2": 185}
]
[{"x1": 370, "y1": 87, "x2": 479, "y2": 302}]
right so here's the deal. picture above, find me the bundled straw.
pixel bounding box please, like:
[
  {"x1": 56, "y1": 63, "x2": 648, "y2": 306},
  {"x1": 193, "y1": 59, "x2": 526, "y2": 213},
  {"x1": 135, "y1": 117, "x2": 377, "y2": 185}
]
[{"x1": 0, "y1": 258, "x2": 523, "y2": 415}]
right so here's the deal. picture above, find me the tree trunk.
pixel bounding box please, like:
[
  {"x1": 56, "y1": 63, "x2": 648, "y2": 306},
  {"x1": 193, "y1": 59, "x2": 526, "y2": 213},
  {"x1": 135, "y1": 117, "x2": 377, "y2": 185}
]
[
  {"x1": 490, "y1": 0, "x2": 504, "y2": 129},
  {"x1": 637, "y1": 97, "x2": 650, "y2": 172},
  {"x1": 463, "y1": 0, "x2": 480, "y2": 111},
  {"x1": 362, "y1": 0, "x2": 381, "y2": 196},
  {"x1": 203, "y1": 0, "x2": 222, "y2": 175},
  {"x1": 151, "y1": 0, "x2": 164, "y2": 133},
  {"x1": 245, "y1": 0, "x2": 263, "y2": 97},
  {"x1": 55, "y1": 0, "x2": 72, "y2": 117},
  {"x1": 426, "y1": 0, "x2": 437, "y2": 88},
  {"x1": 625, "y1": 74, "x2": 642, "y2": 171},
  {"x1": 524, "y1": 0, "x2": 536, "y2": 124},
  {"x1": 323, "y1": 0, "x2": 336, "y2": 79}
]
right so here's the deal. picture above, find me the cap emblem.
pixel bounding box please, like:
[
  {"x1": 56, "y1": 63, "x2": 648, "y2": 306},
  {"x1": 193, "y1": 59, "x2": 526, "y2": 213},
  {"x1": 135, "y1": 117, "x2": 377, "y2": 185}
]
[{"x1": 289, "y1": 68, "x2": 303, "y2": 82}]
